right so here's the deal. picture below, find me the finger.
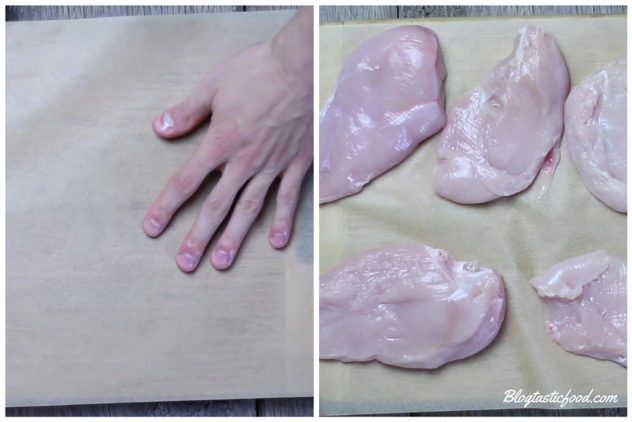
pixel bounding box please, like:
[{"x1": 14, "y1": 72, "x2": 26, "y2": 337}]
[
  {"x1": 142, "y1": 137, "x2": 224, "y2": 238},
  {"x1": 269, "y1": 159, "x2": 311, "y2": 249},
  {"x1": 152, "y1": 72, "x2": 219, "y2": 139},
  {"x1": 211, "y1": 171, "x2": 278, "y2": 270},
  {"x1": 175, "y1": 163, "x2": 249, "y2": 272}
]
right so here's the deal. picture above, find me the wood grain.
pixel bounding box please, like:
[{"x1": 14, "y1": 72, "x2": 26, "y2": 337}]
[
  {"x1": 413, "y1": 408, "x2": 626, "y2": 417},
  {"x1": 6, "y1": 6, "x2": 242, "y2": 21},
  {"x1": 256, "y1": 397, "x2": 314, "y2": 416},
  {"x1": 245, "y1": 6, "x2": 300, "y2": 12},
  {"x1": 4, "y1": 6, "x2": 301, "y2": 21},
  {"x1": 319, "y1": 5, "x2": 626, "y2": 23},
  {"x1": 399, "y1": 5, "x2": 626, "y2": 19},
  {"x1": 6, "y1": 400, "x2": 258, "y2": 416},
  {"x1": 319, "y1": 6, "x2": 398, "y2": 23}
]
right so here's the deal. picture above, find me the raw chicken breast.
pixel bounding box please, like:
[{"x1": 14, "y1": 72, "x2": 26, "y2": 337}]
[
  {"x1": 320, "y1": 244, "x2": 506, "y2": 369},
  {"x1": 433, "y1": 26, "x2": 569, "y2": 204},
  {"x1": 320, "y1": 26, "x2": 446, "y2": 204},
  {"x1": 530, "y1": 250, "x2": 626, "y2": 366},
  {"x1": 564, "y1": 57, "x2": 627, "y2": 213}
]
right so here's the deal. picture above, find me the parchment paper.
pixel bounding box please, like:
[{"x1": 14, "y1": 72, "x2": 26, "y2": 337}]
[
  {"x1": 319, "y1": 15, "x2": 626, "y2": 415},
  {"x1": 7, "y1": 10, "x2": 312, "y2": 406}
]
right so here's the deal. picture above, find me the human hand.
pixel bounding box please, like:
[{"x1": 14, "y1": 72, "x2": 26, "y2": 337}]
[{"x1": 142, "y1": 8, "x2": 313, "y2": 272}]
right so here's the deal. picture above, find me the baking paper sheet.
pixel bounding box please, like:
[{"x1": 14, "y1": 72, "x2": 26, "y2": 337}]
[
  {"x1": 319, "y1": 15, "x2": 626, "y2": 415},
  {"x1": 7, "y1": 10, "x2": 312, "y2": 406}
]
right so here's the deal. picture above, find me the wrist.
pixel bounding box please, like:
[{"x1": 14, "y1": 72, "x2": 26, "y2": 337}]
[{"x1": 270, "y1": 7, "x2": 313, "y2": 89}]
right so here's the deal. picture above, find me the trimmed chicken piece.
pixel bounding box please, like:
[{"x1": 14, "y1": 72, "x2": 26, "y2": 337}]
[
  {"x1": 530, "y1": 250, "x2": 627, "y2": 366},
  {"x1": 565, "y1": 57, "x2": 627, "y2": 213},
  {"x1": 320, "y1": 244, "x2": 506, "y2": 369},
  {"x1": 320, "y1": 26, "x2": 446, "y2": 204},
  {"x1": 433, "y1": 26, "x2": 569, "y2": 204}
]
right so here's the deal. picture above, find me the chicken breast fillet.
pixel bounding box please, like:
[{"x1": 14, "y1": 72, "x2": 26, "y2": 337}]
[
  {"x1": 564, "y1": 57, "x2": 627, "y2": 213},
  {"x1": 433, "y1": 26, "x2": 569, "y2": 204},
  {"x1": 320, "y1": 26, "x2": 446, "y2": 204},
  {"x1": 530, "y1": 250, "x2": 627, "y2": 366},
  {"x1": 320, "y1": 244, "x2": 506, "y2": 369}
]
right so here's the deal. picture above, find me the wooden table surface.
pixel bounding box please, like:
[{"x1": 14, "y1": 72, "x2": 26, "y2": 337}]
[
  {"x1": 318, "y1": 5, "x2": 626, "y2": 418},
  {"x1": 320, "y1": 5, "x2": 626, "y2": 22}
]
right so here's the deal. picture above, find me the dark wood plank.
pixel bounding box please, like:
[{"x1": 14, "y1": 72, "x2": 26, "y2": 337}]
[
  {"x1": 5, "y1": 5, "x2": 310, "y2": 21},
  {"x1": 256, "y1": 397, "x2": 313, "y2": 416},
  {"x1": 398, "y1": 5, "x2": 626, "y2": 19},
  {"x1": 106, "y1": 400, "x2": 257, "y2": 416},
  {"x1": 6, "y1": 404, "x2": 110, "y2": 417},
  {"x1": 318, "y1": 5, "x2": 627, "y2": 23},
  {"x1": 319, "y1": 6, "x2": 398, "y2": 23},
  {"x1": 410, "y1": 408, "x2": 626, "y2": 417},
  {"x1": 5, "y1": 5, "x2": 242, "y2": 21},
  {"x1": 6, "y1": 400, "x2": 258, "y2": 417},
  {"x1": 245, "y1": 6, "x2": 300, "y2": 12}
]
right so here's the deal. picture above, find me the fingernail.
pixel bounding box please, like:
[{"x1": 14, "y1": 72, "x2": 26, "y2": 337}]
[
  {"x1": 176, "y1": 252, "x2": 197, "y2": 272},
  {"x1": 159, "y1": 112, "x2": 174, "y2": 131},
  {"x1": 271, "y1": 231, "x2": 288, "y2": 248},
  {"x1": 212, "y1": 249, "x2": 232, "y2": 269},
  {"x1": 143, "y1": 218, "x2": 162, "y2": 235}
]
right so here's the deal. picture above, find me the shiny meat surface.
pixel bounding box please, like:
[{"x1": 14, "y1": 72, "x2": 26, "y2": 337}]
[
  {"x1": 320, "y1": 244, "x2": 506, "y2": 369},
  {"x1": 320, "y1": 26, "x2": 446, "y2": 204},
  {"x1": 433, "y1": 26, "x2": 569, "y2": 204},
  {"x1": 564, "y1": 57, "x2": 627, "y2": 213},
  {"x1": 530, "y1": 250, "x2": 627, "y2": 366}
]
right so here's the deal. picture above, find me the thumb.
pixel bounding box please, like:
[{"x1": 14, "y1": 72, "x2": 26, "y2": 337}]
[{"x1": 152, "y1": 72, "x2": 219, "y2": 139}]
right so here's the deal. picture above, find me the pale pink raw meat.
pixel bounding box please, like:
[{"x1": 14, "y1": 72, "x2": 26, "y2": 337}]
[
  {"x1": 320, "y1": 244, "x2": 506, "y2": 369},
  {"x1": 320, "y1": 26, "x2": 446, "y2": 204},
  {"x1": 564, "y1": 56, "x2": 627, "y2": 213},
  {"x1": 530, "y1": 250, "x2": 626, "y2": 366},
  {"x1": 433, "y1": 26, "x2": 569, "y2": 204}
]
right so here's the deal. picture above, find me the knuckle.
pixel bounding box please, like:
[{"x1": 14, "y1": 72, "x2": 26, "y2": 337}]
[
  {"x1": 217, "y1": 238, "x2": 236, "y2": 252},
  {"x1": 237, "y1": 149, "x2": 264, "y2": 172},
  {"x1": 265, "y1": 151, "x2": 290, "y2": 170},
  {"x1": 273, "y1": 217, "x2": 291, "y2": 228},
  {"x1": 185, "y1": 236, "x2": 206, "y2": 250},
  {"x1": 151, "y1": 205, "x2": 167, "y2": 221},
  {"x1": 237, "y1": 198, "x2": 261, "y2": 217},
  {"x1": 202, "y1": 198, "x2": 228, "y2": 218},
  {"x1": 183, "y1": 96, "x2": 209, "y2": 123},
  {"x1": 196, "y1": 148, "x2": 220, "y2": 171},
  {"x1": 278, "y1": 188, "x2": 298, "y2": 208},
  {"x1": 260, "y1": 166, "x2": 280, "y2": 179},
  {"x1": 171, "y1": 172, "x2": 195, "y2": 196}
]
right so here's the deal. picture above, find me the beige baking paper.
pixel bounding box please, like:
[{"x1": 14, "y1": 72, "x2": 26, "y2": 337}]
[
  {"x1": 7, "y1": 10, "x2": 312, "y2": 406},
  {"x1": 320, "y1": 15, "x2": 626, "y2": 415}
]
